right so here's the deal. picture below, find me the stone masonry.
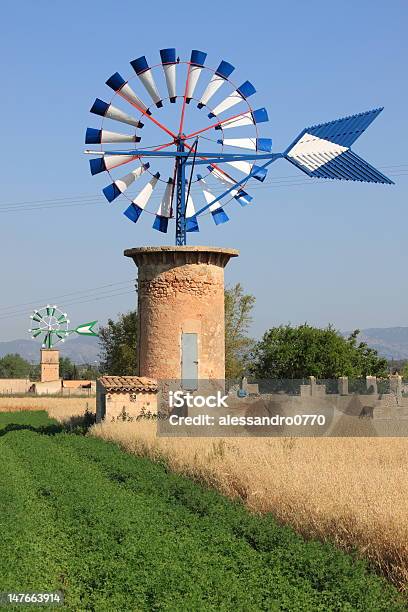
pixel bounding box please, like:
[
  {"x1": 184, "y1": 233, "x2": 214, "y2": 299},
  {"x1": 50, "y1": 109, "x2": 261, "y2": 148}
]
[{"x1": 124, "y1": 246, "x2": 239, "y2": 381}]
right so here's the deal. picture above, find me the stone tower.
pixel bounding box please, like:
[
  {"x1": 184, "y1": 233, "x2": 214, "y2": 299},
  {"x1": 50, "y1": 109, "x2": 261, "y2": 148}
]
[
  {"x1": 40, "y1": 348, "x2": 60, "y2": 382},
  {"x1": 124, "y1": 246, "x2": 238, "y2": 384}
]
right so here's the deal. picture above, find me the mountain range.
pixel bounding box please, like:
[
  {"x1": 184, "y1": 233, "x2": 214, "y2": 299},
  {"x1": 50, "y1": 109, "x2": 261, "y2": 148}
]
[
  {"x1": 0, "y1": 336, "x2": 100, "y2": 364},
  {"x1": 1, "y1": 327, "x2": 407, "y2": 364}
]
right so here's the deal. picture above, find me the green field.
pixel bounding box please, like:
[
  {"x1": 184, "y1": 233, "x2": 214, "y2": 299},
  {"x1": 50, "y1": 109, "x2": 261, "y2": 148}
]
[{"x1": 0, "y1": 412, "x2": 404, "y2": 611}]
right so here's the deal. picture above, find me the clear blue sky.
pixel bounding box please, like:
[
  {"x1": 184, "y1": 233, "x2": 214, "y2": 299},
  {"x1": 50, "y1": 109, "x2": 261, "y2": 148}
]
[{"x1": 0, "y1": 0, "x2": 406, "y2": 342}]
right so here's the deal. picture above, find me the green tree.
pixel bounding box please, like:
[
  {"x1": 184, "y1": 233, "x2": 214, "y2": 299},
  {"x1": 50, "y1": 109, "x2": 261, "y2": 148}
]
[
  {"x1": 402, "y1": 362, "x2": 408, "y2": 380},
  {"x1": 251, "y1": 324, "x2": 388, "y2": 379},
  {"x1": 59, "y1": 356, "x2": 77, "y2": 380},
  {"x1": 0, "y1": 353, "x2": 32, "y2": 378},
  {"x1": 225, "y1": 283, "x2": 256, "y2": 380},
  {"x1": 98, "y1": 311, "x2": 138, "y2": 375}
]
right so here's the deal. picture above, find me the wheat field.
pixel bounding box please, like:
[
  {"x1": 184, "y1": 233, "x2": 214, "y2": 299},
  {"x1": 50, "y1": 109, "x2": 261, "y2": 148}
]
[{"x1": 91, "y1": 420, "x2": 408, "y2": 592}]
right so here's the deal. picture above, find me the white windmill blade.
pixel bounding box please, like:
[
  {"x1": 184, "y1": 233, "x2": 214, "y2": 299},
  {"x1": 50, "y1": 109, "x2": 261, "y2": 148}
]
[
  {"x1": 105, "y1": 73, "x2": 150, "y2": 114},
  {"x1": 208, "y1": 167, "x2": 253, "y2": 206},
  {"x1": 185, "y1": 193, "x2": 199, "y2": 232},
  {"x1": 226, "y1": 160, "x2": 253, "y2": 174},
  {"x1": 90, "y1": 99, "x2": 144, "y2": 128},
  {"x1": 89, "y1": 154, "x2": 141, "y2": 176},
  {"x1": 124, "y1": 172, "x2": 160, "y2": 223},
  {"x1": 153, "y1": 178, "x2": 173, "y2": 232},
  {"x1": 103, "y1": 163, "x2": 150, "y2": 202},
  {"x1": 185, "y1": 50, "x2": 207, "y2": 103},
  {"x1": 85, "y1": 128, "x2": 141, "y2": 144},
  {"x1": 197, "y1": 60, "x2": 234, "y2": 108},
  {"x1": 217, "y1": 138, "x2": 273, "y2": 152},
  {"x1": 130, "y1": 56, "x2": 163, "y2": 108},
  {"x1": 196, "y1": 174, "x2": 229, "y2": 225},
  {"x1": 215, "y1": 108, "x2": 269, "y2": 130},
  {"x1": 160, "y1": 48, "x2": 177, "y2": 102},
  {"x1": 208, "y1": 81, "x2": 256, "y2": 118}
]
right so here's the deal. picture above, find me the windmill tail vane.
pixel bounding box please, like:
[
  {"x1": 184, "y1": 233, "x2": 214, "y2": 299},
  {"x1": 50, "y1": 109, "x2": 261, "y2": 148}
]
[
  {"x1": 28, "y1": 306, "x2": 98, "y2": 349},
  {"x1": 84, "y1": 48, "x2": 393, "y2": 246}
]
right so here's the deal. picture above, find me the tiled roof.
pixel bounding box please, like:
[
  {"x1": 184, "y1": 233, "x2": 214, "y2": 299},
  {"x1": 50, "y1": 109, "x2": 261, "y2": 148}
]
[{"x1": 98, "y1": 376, "x2": 158, "y2": 393}]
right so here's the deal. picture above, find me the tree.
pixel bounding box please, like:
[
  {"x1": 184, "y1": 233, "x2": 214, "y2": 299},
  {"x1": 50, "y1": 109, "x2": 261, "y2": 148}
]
[
  {"x1": 99, "y1": 311, "x2": 138, "y2": 375},
  {"x1": 251, "y1": 324, "x2": 388, "y2": 379},
  {"x1": 402, "y1": 362, "x2": 408, "y2": 380},
  {"x1": 0, "y1": 353, "x2": 32, "y2": 378},
  {"x1": 224, "y1": 283, "x2": 256, "y2": 380},
  {"x1": 59, "y1": 356, "x2": 78, "y2": 380}
]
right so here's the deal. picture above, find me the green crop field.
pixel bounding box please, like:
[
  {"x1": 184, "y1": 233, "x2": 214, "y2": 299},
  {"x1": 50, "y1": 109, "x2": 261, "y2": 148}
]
[{"x1": 0, "y1": 411, "x2": 405, "y2": 611}]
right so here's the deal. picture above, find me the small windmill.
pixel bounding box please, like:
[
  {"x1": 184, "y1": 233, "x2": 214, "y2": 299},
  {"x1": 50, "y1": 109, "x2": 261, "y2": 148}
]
[
  {"x1": 29, "y1": 305, "x2": 98, "y2": 348},
  {"x1": 84, "y1": 48, "x2": 393, "y2": 246}
]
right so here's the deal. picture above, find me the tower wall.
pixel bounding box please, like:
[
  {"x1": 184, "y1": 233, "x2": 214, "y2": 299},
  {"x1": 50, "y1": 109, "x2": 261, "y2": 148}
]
[
  {"x1": 124, "y1": 246, "x2": 238, "y2": 382},
  {"x1": 40, "y1": 349, "x2": 60, "y2": 382}
]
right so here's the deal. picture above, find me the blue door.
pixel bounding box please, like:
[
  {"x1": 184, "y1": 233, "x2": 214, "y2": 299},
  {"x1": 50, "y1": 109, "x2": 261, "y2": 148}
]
[{"x1": 181, "y1": 333, "x2": 198, "y2": 390}]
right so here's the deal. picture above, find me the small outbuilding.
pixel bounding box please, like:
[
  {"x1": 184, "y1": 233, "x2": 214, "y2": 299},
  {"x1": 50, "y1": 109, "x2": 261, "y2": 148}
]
[{"x1": 96, "y1": 376, "x2": 158, "y2": 423}]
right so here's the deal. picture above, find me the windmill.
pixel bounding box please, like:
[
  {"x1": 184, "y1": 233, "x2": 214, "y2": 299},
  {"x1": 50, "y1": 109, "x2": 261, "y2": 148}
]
[
  {"x1": 84, "y1": 48, "x2": 393, "y2": 387},
  {"x1": 84, "y1": 48, "x2": 393, "y2": 247},
  {"x1": 29, "y1": 305, "x2": 98, "y2": 348}
]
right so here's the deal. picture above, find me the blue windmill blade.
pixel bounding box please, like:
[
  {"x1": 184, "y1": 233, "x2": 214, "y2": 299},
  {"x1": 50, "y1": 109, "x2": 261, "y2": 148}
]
[
  {"x1": 89, "y1": 153, "x2": 141, "y2": 176},
  {"x1": 197, "y1": 60, "x2": 235, "y2": 109},
  {"x1": 105, "y1": 72, "x2": 151, "y2": 114},
  {"x1": 90, "y1": 99, "x2": 144, "y2": 128},
  {"x1": 197, "y1": 174, "x2": 229, "y2": 225},
  {"x1": 130, "y1": 56, "x2": 163, "y2": 108},
  {"x1": 85, "y1": 128, "x2": 141, "y2": 144},
  {"x1": 207, "y1": 166, "x2": 253, "y2": 206},
  {"x1": 217, "y1": 137, "x2": 272, "y2": 152},
  {"x1": 102, "y1": 163, "x2": 150, "y2": 202},
  {"x1": 185, "y1": 50, "x2": 207, "y2": 104},
  {"x1": 153, "y1": 178, "x2": 173, "y2": 232},
  {"x1": 160, "y1": 48, "x2": 177, "y2": 102},
  {"x1": 214, "y1": 107, "x2": 269, "y2": 130},
  {"x1": 186, "y1": 193, "x2": 199, "y2": 232},
  {"x1": 284, "y1": 108, "x2": 393, "y2": 184},
  {"x1": 124, "y1": 172, "x2": 160, "y2": 223},
  {"x1": 208, "y1": 81, "x2": 256, "y2": 119}
]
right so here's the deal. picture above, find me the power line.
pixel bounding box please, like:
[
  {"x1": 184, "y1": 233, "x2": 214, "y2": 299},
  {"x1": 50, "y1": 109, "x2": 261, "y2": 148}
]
[
  {"x1": 0, "y1": 163, "x2": 406, "y2": 211},
  {"x1": 0, "y1": 279, "x2": 136, "y2": 314}
]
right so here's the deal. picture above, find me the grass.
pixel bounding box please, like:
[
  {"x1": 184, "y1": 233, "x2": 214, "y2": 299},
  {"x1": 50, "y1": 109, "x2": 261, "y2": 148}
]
[
  {"x1": 0, "y1": 411, "x2": 404, "y2": 610},
  {"x1": 91, "y1": 420, "x2": 408, "y2": 593}
]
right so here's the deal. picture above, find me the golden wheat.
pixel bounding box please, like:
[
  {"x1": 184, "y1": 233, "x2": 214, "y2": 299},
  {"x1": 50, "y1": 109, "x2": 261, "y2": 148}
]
[{"x1": 90, "y1": 420, "x2": 408, "y2": 592}]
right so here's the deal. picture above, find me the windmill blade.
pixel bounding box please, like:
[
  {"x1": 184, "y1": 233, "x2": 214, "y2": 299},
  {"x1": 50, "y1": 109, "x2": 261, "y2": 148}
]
[
  {"x1": 85, "y1": 128, "x2": 141, "y2": 144},
  {"x1": 160, "y1": 48, "x2": 177, "y2": 102},
  {"x1": 208, "y1": 81, "x2": 256, "y2": 118},
  {"x1": 102, "y1": 163, "x2": 150, "y2": 202},
  {"x1": 186, "y1": 193, "x2": 199, "y2": 232},
  {"x1": 208, "y1": 167, "x2": 253, "y2": 206},
  {"x1": 197, "y1": 174, "x2": 229, "y2": 225},
  {"x1": 89, "y1": 154, "x2": 140, "y2": 176},
  {"x1": 197, "y1": 60, "x2": 234, "y2": 109},
  {"x1": 106, "y1": 72, "x2": 150, "y2": 114},
  {"x1": 90, "y1": 99, "x2": 144, "y2": 128},
  {"x1": 185, "y1": 50, "x2": 207, "y2": 103},
  {"x1": 215, "y1": 108, "x2": 269, "y2": 130},
  {"x1": 124, "y1": 172, "x2": 160, "y2": 223},
  {"x1": 285, "y1": 108, "x2": 393, "y2": 184},
  {"x1": 218, "y1": 138, "x2": 272, "y2": 152},
  {"x1": 153, "y1": 178, "x2": 173, "y2": 232},
  {"x1": 225, "y1": 160, "x2": 253, "y2": 175},
  {"x1": 130, "y1": 56, "x2": 163, "y2": 108}
]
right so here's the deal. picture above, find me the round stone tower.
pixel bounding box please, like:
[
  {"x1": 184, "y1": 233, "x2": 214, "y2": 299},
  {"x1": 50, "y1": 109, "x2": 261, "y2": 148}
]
[{"x1": 124, "y1": 246, "x2": 238, "y2": 383}]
